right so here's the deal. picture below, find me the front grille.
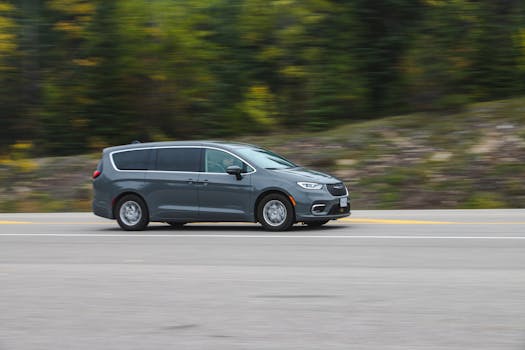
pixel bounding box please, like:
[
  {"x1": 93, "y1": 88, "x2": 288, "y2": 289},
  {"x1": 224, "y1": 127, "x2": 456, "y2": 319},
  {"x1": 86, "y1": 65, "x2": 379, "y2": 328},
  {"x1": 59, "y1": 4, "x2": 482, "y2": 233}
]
[{"x1": 326, "y1": 183, "x2": 346, "y2": 196}]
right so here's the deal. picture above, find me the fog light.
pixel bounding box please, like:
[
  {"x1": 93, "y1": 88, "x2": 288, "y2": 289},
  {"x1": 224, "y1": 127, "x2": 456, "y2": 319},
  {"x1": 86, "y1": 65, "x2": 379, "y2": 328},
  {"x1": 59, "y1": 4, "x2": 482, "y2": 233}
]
[{"x1": 311, "y1": 204, "x2": 326, "y2": 214}]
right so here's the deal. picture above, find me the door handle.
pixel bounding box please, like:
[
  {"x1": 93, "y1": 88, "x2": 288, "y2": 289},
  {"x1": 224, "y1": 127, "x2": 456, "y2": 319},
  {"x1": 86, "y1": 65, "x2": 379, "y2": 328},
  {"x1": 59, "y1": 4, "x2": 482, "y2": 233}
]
[{"x1": 187, "y1": 178, "x2": 194, "y2": 184}]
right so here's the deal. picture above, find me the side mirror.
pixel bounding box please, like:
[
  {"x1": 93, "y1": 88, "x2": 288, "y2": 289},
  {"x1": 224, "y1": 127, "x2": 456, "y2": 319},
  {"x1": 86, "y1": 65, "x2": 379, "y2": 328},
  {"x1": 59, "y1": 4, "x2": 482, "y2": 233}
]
[{"x1": 226, "y1": 165, "x2": 242, "y2": 180}]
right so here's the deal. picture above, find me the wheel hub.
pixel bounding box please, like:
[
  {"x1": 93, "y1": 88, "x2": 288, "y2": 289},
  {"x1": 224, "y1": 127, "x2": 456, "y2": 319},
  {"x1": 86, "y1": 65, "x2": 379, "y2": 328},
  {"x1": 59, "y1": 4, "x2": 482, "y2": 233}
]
[
  {"x1": 120, "y1": 201, "x2": 142, "y2": 226},
  {"x1": 263, "y1": 200, "x2": 287, "y2": 226}
]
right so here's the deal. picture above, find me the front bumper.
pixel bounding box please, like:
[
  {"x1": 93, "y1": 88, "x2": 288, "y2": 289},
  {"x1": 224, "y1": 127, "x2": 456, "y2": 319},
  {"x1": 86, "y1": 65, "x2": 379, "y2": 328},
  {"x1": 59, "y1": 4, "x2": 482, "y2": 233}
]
[{"x1": 292, "y1": 188, "x2": 351, "y2": 222}]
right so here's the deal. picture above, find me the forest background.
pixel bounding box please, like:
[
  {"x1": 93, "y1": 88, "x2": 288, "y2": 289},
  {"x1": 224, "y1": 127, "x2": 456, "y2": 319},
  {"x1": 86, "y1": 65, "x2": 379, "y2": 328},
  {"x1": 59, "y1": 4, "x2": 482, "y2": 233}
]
[
  {"x1": 1, "y1": 0, "x2": 525, "y2": 155},
  {"x1": 1, "y1": 0, "x2": 525, "y2": 211}
]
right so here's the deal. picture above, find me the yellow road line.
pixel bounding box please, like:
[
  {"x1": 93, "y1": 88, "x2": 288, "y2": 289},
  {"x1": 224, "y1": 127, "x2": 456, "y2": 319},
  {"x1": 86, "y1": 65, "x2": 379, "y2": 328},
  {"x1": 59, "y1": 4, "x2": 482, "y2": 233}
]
[
  {"x1": 0, "y1": 220, "x2": 33, "y2": 225},
  {"x1": 340, "y1": 218, "x2": 525, "y2": 225},
  {"x1": 341, "y1": 218, "x2": 455, "y2": 225},
  {"x1": 0, "y1": 221, "x2": 107, "y2": 225}
]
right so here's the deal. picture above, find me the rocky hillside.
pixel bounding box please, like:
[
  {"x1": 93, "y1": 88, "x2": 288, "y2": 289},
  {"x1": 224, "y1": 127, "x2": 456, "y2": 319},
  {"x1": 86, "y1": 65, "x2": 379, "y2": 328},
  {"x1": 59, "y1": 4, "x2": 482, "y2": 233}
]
[{"x1": 1, "y1": 97, "x2": 524, "y2": 212}]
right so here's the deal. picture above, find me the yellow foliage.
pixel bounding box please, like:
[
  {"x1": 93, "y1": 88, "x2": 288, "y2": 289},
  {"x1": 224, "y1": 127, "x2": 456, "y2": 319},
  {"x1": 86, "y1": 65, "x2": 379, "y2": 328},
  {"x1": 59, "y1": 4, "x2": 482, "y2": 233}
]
[
  {"x1": 88, "y1": 137, "x2": 109, "y2": 151},
  {"x1": 424, "y1": 0, "x2": 447, "y2": 6},
  {"x1": 259, "y1": 47, "x2": 283, "y2": 61},
  {"x1": 0, "y1": 2, "x2": 14, "y2": 12},
  {"x1": 49, "y1": 0, "x2": 94, "y2": 37},
  {"x1": 0, "y1": 158, "x2": 38, "y2": 173},
  {"x1": 517, "y1": 29, "x2": 525, "y2": 71},
  {"x1": 14, "y1": 159, "x2": 38, "y2": 173},
  {"x1": 151, "y1": 74, "x2": 168, "y2": 81},
  {"x1": 0, "y1": 142, "x2": 38, "y2": 173},
  {"x1": 11, "y1": 142, "x2": 31, "y2": 151},
  {"x1": 449, "y1": 53, "x2": 471, "y2": 69},
  {"x1": 72, "y1": 118, "x2": 89, "y2": 128},
  {"x1": 242, "y1": 85, "x2": 278, "y2": 129},
  {"x1": 145, "y1": 27, "x2": 165, "y2": 39},
  {"x1": 0, "y1": 15, "x2": 14, "y2": 28},
  {"x1": 0, "y1": 39, "x2": 15, "y2": 53},
  {"x1": 280, "y1": 65, "x2": 306, "y2": 78},
  {"x1": 0, "y1": 4, "x2": 16, "y2": 64},
  {"x1": 0, "y1": 32, "x2": 14, "y2": 41},
  {"x1": 48, "y1": 0, "x2": 95, "y2": 15},
  {"x1": 72, "y1": 58, "x2": 99, "y2": 67},
  {"x1": 70, "y1": 2, "x2": 95, "y2": 15},
  {"x1": 75, "y1": 96, "x2": 94, "y2": 105},
  {"x1": 54, "y1": 21, "x2": 83, "y2": 35}
]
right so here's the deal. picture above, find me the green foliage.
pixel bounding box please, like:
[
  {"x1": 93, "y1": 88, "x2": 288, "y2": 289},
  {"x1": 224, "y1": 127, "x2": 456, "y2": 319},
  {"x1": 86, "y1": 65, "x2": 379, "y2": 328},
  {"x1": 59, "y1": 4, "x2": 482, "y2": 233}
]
[
  {"x1": 0, "y1": 0, "x2": 525, "y2": 155},
  {"x1": 463, "y1": 193, "x2": 507, "y2": 209}
]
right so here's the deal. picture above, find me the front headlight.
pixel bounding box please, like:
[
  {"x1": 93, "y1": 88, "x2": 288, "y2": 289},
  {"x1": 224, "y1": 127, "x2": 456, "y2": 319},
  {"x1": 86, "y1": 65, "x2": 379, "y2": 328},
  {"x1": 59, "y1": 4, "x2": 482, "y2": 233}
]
[{"x1": 297, "y1": 182, "x2": 323, "y2": 190}]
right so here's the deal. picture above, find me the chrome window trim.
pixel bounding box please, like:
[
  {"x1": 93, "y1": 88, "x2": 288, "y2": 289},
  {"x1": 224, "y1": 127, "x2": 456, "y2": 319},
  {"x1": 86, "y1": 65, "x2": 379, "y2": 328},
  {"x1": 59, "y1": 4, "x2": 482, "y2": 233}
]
[{"x1": 109, "y1": 146, "x2": 257, "y2": 175}]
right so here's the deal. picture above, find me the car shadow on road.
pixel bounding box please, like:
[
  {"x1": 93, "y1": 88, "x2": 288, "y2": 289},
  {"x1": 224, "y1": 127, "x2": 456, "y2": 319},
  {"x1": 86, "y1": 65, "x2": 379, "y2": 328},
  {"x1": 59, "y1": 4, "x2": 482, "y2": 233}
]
[{"x1": 100, "y1": 223, "x2": 344, "y2": 232}]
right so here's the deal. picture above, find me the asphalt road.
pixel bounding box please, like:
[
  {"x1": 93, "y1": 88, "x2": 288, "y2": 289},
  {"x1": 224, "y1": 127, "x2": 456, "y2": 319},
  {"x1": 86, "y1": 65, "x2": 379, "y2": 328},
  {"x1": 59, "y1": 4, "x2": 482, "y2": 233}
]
[{"x1": 1, "y1": 210, "x2": 524, "y2": 350}]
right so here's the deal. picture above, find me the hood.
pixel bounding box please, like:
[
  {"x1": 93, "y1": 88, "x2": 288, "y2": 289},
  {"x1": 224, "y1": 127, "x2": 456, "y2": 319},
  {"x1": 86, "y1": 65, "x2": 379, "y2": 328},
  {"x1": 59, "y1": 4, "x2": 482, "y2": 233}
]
[{"x1": 271, "y1": 167, "x2": 340, "y2": 184}]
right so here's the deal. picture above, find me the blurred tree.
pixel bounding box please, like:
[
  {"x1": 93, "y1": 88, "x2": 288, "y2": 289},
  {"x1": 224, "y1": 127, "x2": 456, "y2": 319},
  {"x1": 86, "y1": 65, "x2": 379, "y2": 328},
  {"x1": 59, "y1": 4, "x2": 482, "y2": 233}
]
[
  {"x1": 0, "y1": 1, "x2": 17, "y2": 153},
  {"x1": 237, "y1": 0, "x2": 365, "y2": 128},
  {"x1": 469, "y1": 0, "x2": 525, "y2": 100},
  {"x1": 31, "y1": 0, "x2": 98, "y2": 154},
  {"x1": 402, "y1": 0, "x2": 477, "y2": 110},
  {"x1": 84, "y1": 1, "x2": 130, "y2": 149},
  {"x1": 353, "y1": 0, "x2": 423, "y2": 114},
  {"x1": 113, "y1": 0, "x2": 219, "y2": 140}
]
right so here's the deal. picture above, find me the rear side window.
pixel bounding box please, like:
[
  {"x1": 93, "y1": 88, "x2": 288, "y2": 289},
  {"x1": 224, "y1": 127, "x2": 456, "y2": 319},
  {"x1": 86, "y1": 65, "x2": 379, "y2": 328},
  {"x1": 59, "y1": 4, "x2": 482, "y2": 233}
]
[
  {"x1": 155, "y1": 148, "x2": 201, "y2": 172},
  {"x1": 112, "y1": 149, "x2": 151, "y2": 170}
]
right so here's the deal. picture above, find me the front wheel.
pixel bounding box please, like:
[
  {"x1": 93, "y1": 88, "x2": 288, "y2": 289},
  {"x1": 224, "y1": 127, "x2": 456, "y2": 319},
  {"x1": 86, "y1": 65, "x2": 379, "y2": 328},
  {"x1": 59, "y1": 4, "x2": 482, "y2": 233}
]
[
  {"x1": 257, "y1": 193, "x2": 294, "y2": 231},
  {"x1": 116, "y1": 194, "x2": 149, "y2": 231}
]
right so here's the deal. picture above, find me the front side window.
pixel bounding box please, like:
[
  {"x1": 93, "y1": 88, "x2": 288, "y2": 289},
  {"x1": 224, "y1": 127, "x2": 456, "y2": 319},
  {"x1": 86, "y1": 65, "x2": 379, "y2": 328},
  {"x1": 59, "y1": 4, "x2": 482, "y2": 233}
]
[
  {"x1": 112, "y1": 149, "x2": 151, "y2": 170},
  {"x1": 205, "y1": 149, "x2": 253, "y2": 173},
  {"x1": 155, "y1": 148, "x2": 201, "y2": 172}
]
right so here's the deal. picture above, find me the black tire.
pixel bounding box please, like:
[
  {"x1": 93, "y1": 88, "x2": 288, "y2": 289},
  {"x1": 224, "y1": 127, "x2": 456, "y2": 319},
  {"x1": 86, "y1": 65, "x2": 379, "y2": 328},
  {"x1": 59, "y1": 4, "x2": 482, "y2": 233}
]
[
  {"x1": 115, "y1": 194, "x2": 149, "y2": 231},
  {"x1": 257, "y1": 193, "x2": 294, "y2": 231},
  {"x1": 305, "y1": 220, "x2": 329, "y2": 227},
  {"x1": 167, "y1": 221, "x2": 186, "y2": 228}
]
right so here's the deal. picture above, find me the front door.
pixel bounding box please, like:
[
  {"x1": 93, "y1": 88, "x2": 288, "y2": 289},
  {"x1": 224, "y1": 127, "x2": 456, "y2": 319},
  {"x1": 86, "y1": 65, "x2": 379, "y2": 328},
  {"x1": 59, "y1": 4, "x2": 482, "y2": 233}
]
[{"x1": 197, "y1": 148, "x2": 254, "y2": 221}]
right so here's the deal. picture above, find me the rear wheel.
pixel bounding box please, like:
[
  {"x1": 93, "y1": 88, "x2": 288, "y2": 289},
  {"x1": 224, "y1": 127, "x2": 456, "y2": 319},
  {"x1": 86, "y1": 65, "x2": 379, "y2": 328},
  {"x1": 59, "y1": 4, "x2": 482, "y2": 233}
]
[
  {"x1": 115, "y1": 194, "x2": 149, "y2": 231},
  {"x1": 305, "y1": 220, "x2": 329, "y2": 227},
  {"x1": 257, "y1": 193, "x2": 294, "y2": 231}
]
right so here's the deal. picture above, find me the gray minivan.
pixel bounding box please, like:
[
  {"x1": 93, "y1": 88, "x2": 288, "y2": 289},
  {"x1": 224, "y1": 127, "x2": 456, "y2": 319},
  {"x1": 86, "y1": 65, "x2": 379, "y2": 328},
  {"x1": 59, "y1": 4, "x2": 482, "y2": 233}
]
[{"x1": 92, "y1": 141, "x2": 350, "y2": 231}]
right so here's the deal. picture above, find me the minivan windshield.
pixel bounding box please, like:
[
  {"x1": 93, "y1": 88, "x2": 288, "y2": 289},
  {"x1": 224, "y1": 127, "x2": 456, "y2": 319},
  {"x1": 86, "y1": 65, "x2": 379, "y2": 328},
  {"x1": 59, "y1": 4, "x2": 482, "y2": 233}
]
[{"x1": 236, "y1": 147, "x2": 297, "y2": 170}]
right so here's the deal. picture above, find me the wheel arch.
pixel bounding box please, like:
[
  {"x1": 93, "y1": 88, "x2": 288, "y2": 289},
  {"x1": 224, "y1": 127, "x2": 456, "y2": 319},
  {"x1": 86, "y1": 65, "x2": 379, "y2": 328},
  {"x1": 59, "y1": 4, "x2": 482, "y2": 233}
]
[
  {"x1": 254, "y1": 189, "x2": 296, "y2": 223},
  {"x1": 112, "y1": 191, "x2": 149, "y2": 220}
]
